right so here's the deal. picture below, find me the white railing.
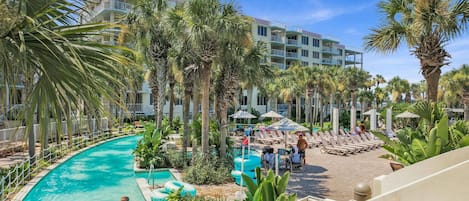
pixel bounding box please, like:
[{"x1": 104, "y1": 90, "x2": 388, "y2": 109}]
[
  {"x1": 287, "y1": 39, "x2": 298, "y2": 45},
  {"x1": 0, "y1": 127, "x2": 136, "y2": 200},
  {"x1": 286, "y1": 52, "x2": 298, "y2": 58},
  {"x1": 271, "y1": 49, "x2": 285, "y2": 56},
  {"x1": 127, "y1": 104, "x2": 144, "y2": 112},
  {"x1": 271, "y1": 35, "x2": 283, "y2": 43},
  {"x1": 322, "y1": 47, "x2": 341, "y2": 55},
  {"x1": 0, "y1": 118, "x2": 110, "y2": 143}
]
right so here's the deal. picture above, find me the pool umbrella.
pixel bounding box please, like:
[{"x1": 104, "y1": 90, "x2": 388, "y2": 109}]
[
  {"x1": 395, "y1": 111, "x2": 420, "y2": 118},
  {"x1": 260, "y1": 111, "x2": 283, "y2": 118},
  {"x1": 229, "y1": 110, "x2": 257, "y2": 119},
  {"x1": 363, "y1": 110, "x2": 380, "y2": 116},
  {"x1": 266, "y1": 118, "x2": 308, "y2": 148}
]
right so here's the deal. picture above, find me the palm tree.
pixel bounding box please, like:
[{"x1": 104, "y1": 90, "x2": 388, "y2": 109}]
[
  {"x1": 127, "y1": 0, "x2": 172, "y2": 128},
  {"x1": 263, "y1": 74, "x2": 281, "y2": 112},
  {"x1": 286, "y1": 65, "x2": 307, "y2": 122},
  {"x1": 441, "y1": 65, "x2": 469, "y2": 120},
  {"x1": 344, "y1": 67, "x2": 371, "y2": 129},
  {"x1": 240, "y1": 41, "x2": 274, "y2": 122},
  {"x1": 1, "y1": 0, "x2": 135, "y2": 157},
  {"x1": 386, "y1": 76, "x2": 410, "y2": 103},
  {"x1": 373, "y1": 74, "x2": 386, "y2": 88},
  {"x1": 365, "y1": 0, "x2": 469, "y2": 102},
  {"x1": 410, "y1": 83, "x2": 424, "y2": 101},
  {"x1": 173, "y1": 0, "x2": 248, "y2": 154}
]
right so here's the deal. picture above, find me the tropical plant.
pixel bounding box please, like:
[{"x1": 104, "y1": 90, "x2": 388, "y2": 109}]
[
  {"x1": 386, "y1": 76, "x2": 410, "y2": 103},
  {"x1": 170, "y1": 0, "x2": 248, "y2": 155},
  {"x1": 241, "y1": 167, "x2": 297, "y2": 201},
  {"x1": 127, "y1": 0, "x2": 172, "y2": 128},
  {"x1": 365, "y1": 0, "x2": 469, "y2": 102},
  {"x1": 133, "y1": 123, "x2": 168, "y2": 168},
  {"x1": 1, "y1": 0, "x2": 135, "y2": 157},
  {"x1": 344, "y1": 67, "x2": 371, "y2": 129},
  {"x1": 374, "y1": 101, "x2": 469, "y2": 165},
  {"x1": 183, "y1": 154, "x2": 233, "y2": 185}
]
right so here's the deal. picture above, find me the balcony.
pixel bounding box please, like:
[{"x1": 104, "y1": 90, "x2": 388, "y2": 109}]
[
  {"x1": 126, "y1": 104, "x2": 143, "y2": 112},
  {"x1": 272, "y1": 62, "x2": 286, "y2": 70},
  {"x1": 271, "y1": 49, "x2": 285, "y2": 57},
  {"x1": 286, "y1": 39, "x2": 298, "y2": 46},
  {"x1": 286, "y1": 52, "x2": 298, "y2": 58},
  {"x1": 271, "y1": 35, "x2": 284, "y2": 43},
  {"x1": 321, "y1": 59, "x2": 341, "y2": 66},
  {"x1": 88, "y1": 0, "x2": 131, "y2": 19},
  {"x1": 322, "y1": 47, "x2": 341, "y2": 55}
]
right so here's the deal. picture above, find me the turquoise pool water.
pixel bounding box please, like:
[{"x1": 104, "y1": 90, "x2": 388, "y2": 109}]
[{"x1": 24, "y1": 136, "x2": 146, "y2": 201}]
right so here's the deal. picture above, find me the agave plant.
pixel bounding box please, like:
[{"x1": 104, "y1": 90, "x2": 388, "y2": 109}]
[{"x1": 241, "y1": 168, "x2": 296, "y2": 201}]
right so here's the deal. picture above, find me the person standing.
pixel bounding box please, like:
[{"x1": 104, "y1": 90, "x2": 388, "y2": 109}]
[{"x1": 296, "y1": 134, "x2": 308, "y2": 164}]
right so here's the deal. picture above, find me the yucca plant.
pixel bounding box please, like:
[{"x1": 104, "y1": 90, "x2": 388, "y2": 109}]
[{"x1": 241, "y1": 168, "x2": 296, "y2": 201}]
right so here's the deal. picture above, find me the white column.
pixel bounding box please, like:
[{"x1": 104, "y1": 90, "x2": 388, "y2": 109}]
[
  {"x1": 370, "y1": 109, "x2": 377, "y2": 131},
  {"x1": 351, "y1": 108, "x2": 357, "y2": 131},
  {"x1": 333, "y1": 108, "x2": 339, "y2": 134},
  {"x1": 386, "y1": 108, "x2": 392, "y2": 136}
]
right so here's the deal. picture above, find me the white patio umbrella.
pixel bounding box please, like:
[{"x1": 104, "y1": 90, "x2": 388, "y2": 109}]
[
  {"x1": 229, "y1": 110, "x2": 257, "y2": 119},
  {"x1": 363, "y1": 110, "x2": 380, "y2": 116},
  {"x1": 260, "y1": 111, "x2": 283, "y2": 118},
  {"x1": 395, "y1": 111, "x2": 420, "y2": 118},
  {"x1": 266, "y1": 118, "x2": 308, "y2": 148}
]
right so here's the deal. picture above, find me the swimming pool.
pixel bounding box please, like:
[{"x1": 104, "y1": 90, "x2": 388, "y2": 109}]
[
  {"x1": 24, "y1": 136, "x2": 148, "y2": 201},
  {"x1": 135, "y1": 170, "x2": 176, "y2": 186}
]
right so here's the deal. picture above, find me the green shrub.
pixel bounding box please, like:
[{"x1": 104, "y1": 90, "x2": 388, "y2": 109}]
[
  {"x1": 133, "y1": 123, "x2": 169, "y2": 168},
  {"x1": 166, "y1": 151, "x2": 187, "y2": 169},
  {"x1": 183, "y1": 155, "x2": 233, "y2": 185}
]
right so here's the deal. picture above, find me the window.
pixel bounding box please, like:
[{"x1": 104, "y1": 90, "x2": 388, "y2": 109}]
[
  {"x1": 301, "y1": 61, "x2": 309, "y2": 66},
  {"x1": 175, "y1": 98, "x2": 182, "y2": 105},
  {"x1": 301, "y1": 50, "x2": 309, "y2": 57},
  {"x1": 312, "y1": 39, "x2": 320, "y2": 47},
  {"x1": 150, "y1": 94, "x2": 153, "y2": 105},
  {"x1": 240, "y1": 95, "x2": 248, "y2": 105},
  {"x1": 338, "y1": 49, "x2": 343, "y2": 56},
  {"x1": 312, "y1": 51, "x2": 320, "y2": 59},
  {"x1": 126, "y1": 93, "x2": 142, "y2": 104},
  {"x1": 257, "y1": 25, "x2": 267, "y2": 36},
  {"x1": 257, "y1": 95, "x2": 266, "y2": 105},
  {"x1": 301, "y1": 36, "x2": 309, "y2": 45}
]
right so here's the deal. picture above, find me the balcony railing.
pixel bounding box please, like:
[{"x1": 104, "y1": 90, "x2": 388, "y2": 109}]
[
  {"x1": 287, "y1": 39, "x2": 298, "y2": 45},
  {"x1": 286, "y1": 52, "x2": 298, "y2": 58},
  {"x1": 126, "y1": 104, "x2": 143, "y2": 112},
  {"x1": 272, "y1": 62, "x2": 286, "y2": 69},
  {"x1": 90, "y1": 0, "x2": 131, "y2": 18},
  {"x1": 322, "y1": 59, "x2": 341, "y2": 65},
  {"x1": 322, "y1": 47, "x2": 341, "y2": 55},
  {"x1": 271, "y1": 35, "x2": 283, "y2": 43},
  {"x1": 271, "y1": 49, "x2": 285, "y2": 56}
]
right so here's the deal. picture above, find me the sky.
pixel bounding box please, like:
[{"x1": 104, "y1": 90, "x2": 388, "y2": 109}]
[{"x1": 234, "y1": 0, "x2": 469, "y2": 84}]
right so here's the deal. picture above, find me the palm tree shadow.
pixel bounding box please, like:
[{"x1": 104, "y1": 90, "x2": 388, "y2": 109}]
[{"x1": 283, "y1": 164, "x2": 330, "y2": 199}]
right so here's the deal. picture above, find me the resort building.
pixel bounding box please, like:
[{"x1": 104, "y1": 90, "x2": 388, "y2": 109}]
[{"x1": 2, "y1": 0, "x2": 364, "y2": 122}]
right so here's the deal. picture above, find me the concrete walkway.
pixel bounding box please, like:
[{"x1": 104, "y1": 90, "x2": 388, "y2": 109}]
[{"x1": 274, "y1": 145, "x2": 392, "y2": 201}]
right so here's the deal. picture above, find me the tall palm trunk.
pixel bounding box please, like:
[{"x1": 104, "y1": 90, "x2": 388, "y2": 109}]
[
  {"x1": 168, "y1": 77, "x2": 175, "y2": 127},
  {"x1": 287, "y1": 99, "x2": 292, "y2": 119},
  {"x1": 150, "y1": 76, "x2": 159, "y2": 126},
  {"x1": 23, "y1": 69, "x2": 35, "y2": 158},
  {"x1": 201, "y1": 66, "x2": 211, "y2": 154},
  {"x1": 182, "y1": 75, "x2": 192, "y2": 165},
  {"x1": 157, "y1": 64, "x2": 167, "y2": 129},
  {"x1": 295, "y1": 96, "x2": 301, "y2": 122},
  {"x1": 319, "y1": 99, "x2": 324, "y2": 128},
  {"x1": 463, "y1": 92, "x2": 469, "y2": 121},
  {"x1": 218, "y1": 102, "x2": 228, "y2": 158},
  {"x1": 305, "y1": 89, "x2": 311, "y2": 123},
  {"x1": 312, "y1": 89, "x2": 319, "y2": 125},
  {"x1": 271, "y1": 96, "x2": 278, "y2": 112},
  {"x1": 192, "y1": 79, "x2": 200, "y2": 119},
  {"x1": 247, "y1": 87, "x2": 253, "y2": 123}
]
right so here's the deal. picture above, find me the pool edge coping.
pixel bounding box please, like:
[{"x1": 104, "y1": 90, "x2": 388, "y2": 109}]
[
  {"x1": 12, "y1": 134, "x2": 135, "y2": 201},
  {"x1": 135, "y1": 168, "x2": 183, "y2": 201}
]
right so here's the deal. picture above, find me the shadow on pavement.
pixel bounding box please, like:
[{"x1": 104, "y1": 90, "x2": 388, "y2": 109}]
[{"x1": 284, "y1": 164, "x2": 330, "y2": 199}]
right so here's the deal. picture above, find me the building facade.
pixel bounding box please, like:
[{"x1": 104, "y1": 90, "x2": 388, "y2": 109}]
[{"x1": 1, "y1": 0, "x2": 363, "y2": 120}]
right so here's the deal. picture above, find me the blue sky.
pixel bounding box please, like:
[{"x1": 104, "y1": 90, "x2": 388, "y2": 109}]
[{"x1": 235, "y1": 0, "x2": 469, "y2": 83}]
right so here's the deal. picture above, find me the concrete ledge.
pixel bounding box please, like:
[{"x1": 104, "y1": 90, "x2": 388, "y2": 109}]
[
  {"x1": 137, "y1": 178, "x2": 152, "y2": 201},
  {"x1": 12, "y1": 135, "x2": 134, "y2": 201}
]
